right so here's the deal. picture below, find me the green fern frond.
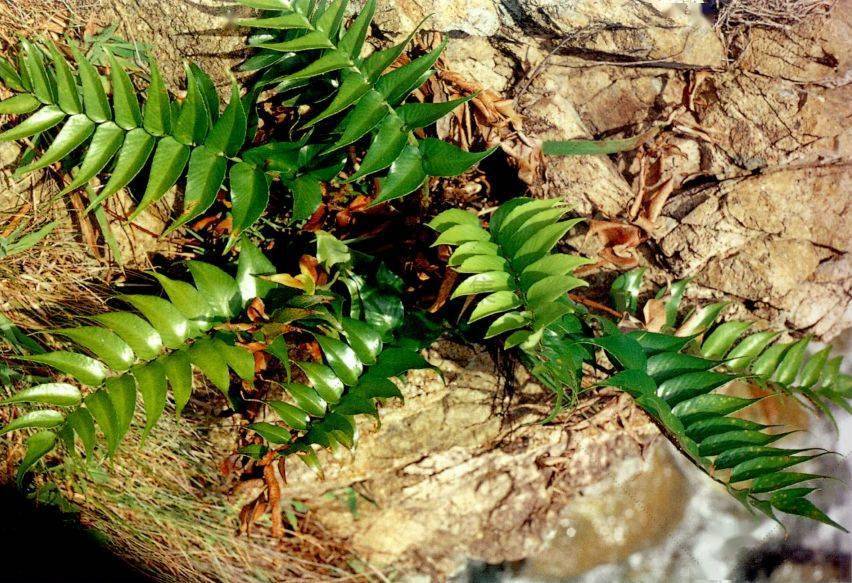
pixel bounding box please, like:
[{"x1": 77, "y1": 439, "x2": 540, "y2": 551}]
[
  {"x1": 600, "y1": 270, "x2": 850, "y2": 530},
  {"x1": 429, "y1": 197, "x2": 591, "y2": 349},
  {"x1": 614, "y1": 268, "x2": 851, "y2": 418},
  {"x1": 256, "y1": 337, "x2": 431, "y2": 468},
  {"x1": 428, "y1": 197, "x2": 594, "y2": 414},
  {"x1": 2, "y1": 231, "x2": 430, "y2": 479},
  {"x1": 246, "y1": 233, "x2": 432, "y2": 469},
  {"x1": 1, "y1": 238, "x2": 274, "y2": 483},
  {"x1": 603, "y1": 328, "x2": 847, "y2": 531},
  {"x1": 0, "y1": 41, "x2": 266, "y2": 238},
  {"x1": 238, "y1": 0, "x2": 496, "y2": 206}
]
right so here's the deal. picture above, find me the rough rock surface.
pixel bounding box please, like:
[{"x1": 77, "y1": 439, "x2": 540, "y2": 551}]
[
  {"x1": 108, "y1": 0, "x2": 246, "y2": 88},
  {"x1": 277, "y1": 342, "x2": 656, "y2": 574},
  {"x1": 412, "y1": 0, "x2": 850, "y2": 341},
  {"x1": 658, "y1": 167, "x2": 850, "y2": 337}
]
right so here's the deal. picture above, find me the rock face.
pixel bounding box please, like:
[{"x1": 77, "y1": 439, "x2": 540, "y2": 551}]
[
  {"x1": 659, "y1": 167, "x2": 850, "y2": 337},
  {"x1": 107, "y1": 0, "x2": 246, "y2": 88},
  {"x1": 277, "y1": 343, "x2": 656, "y2": 574},
  {"x1": 520, "y1": 444, "x2": 689, "y2": 580},
  {"x1": 394, "y1": 0, "x2": 850, "y2": 341}
]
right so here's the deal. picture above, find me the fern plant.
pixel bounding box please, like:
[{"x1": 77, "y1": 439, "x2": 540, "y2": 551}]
[
  {"x1": 429, "y1": 198, "x2": 590, "y2": 347},
  {"x1": 2, "y1": 8, "x2": 848, "y2": 540},
  {"x1": 1, "y1": 232, "x2": 430, "y2": 480},
  {"x1": 612, "y1": 269, "x2": 852, "y2": 421},
  {"x1": 238, "y1": 0, "x2": 495, "y2": 207},
  {"x1": 431, "y1": 198, "x2": 850, "y2": 531},
  {"x1": 0, "y1": 237, "x2": 278, "y2": 482},
  {"x1": 250, "y1": 310, "x2": 431, "y2": 469},
  {"x1": 428, "y1": 198, "x2": 594, "y2": 411},
  {"x1": 0, "y1": 17, "x2": 494, "y2": 238}
]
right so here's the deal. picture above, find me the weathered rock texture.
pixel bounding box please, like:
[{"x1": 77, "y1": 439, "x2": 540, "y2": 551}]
[
  {"x1": 275, "y1": 343, "x2": 656, "y2": 575},
  {"x1": 415, "y1": 0, "x2": 850, "y2": 342}
]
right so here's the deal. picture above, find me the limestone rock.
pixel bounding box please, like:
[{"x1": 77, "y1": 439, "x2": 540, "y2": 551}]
[
  {"x1": 377, "y1": 0, "x2": 725, "y2": 70},
  {"x1": 521, "y1": 444, "x2": 688, "y2": 580},
  {"x1": 278, "y1": 342, "x2": 658, "y2": 574},
  {"x1": 374, "y1": 0, "x2": 500, "y2": 36},
  {"x1": 657, "y1": 165, "x2": 851, "y2": 338}
]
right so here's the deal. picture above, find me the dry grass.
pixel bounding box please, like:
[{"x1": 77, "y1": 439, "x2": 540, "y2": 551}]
[
  {"x1": 0, "y1": 0, "x2": 99, "y2": 46},
  {"x1": 0, "y1": 178, "x2": 115, "y2": 330},
  {"x1": 715, "y1": 0, "x2": 835, "y2": 51},
  {"x1": 0, "y1": 386, "x2": 372, "y2": 582},
  {"x1": 0, "y1": 138, "x2": 121, "y2": 327},
  {"x1": 63, "y1": 412, "x2": 369, "y2": 582}
]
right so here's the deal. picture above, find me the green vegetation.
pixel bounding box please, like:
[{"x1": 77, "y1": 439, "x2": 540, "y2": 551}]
[{"x1": 0, "y1": 0, "x2": 849, "y2": 533}]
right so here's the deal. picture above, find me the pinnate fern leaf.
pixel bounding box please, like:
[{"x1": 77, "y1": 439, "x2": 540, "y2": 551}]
[
  {"x1": 0, "y1": 42, "x2": 262, "y2": 236},
  {"x1": 615, "y1": 268, "x2": 852, "y2": 419},
  {"x1": 429, "y1": 197, "x2": 591, "y2": 350},
  {"x1": 429, "y1": 197, "x2": 594, "y2": 419},
  {"x1": 1, "y1": 239, "x2": 271, "y2": 473},
  {"x1": 238, "y1": 0, "x2": 496, "y2": 207},
  {"x1": 245, "y1": 235, "x2": 432, "y2": 468},
  {"x1": 601, "y1": 270, "x2": 851, "y2": 530}
]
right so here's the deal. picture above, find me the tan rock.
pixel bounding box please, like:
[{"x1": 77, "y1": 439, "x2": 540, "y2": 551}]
[
  {"x1": 521, "y1": 444, "x2": 688, "y2": 580},
  {"x1": 736, "y1": 0, "x2": 850, "y2": 84},
  {"x1": 500, "y1": 1, "x2": 725, "y2": 67},
  {"x1": 657, "y1": 166, "x2": 851, "y2": 338},
  {"x1": 108, "y1": 0, "x2": 244, "y2": 88},
  {"x1": 278, "y1": 343, "x2": 658, "y2": 574},
  {"x1": 374, "y1": 0, "x2": 500, "y2": 36}
]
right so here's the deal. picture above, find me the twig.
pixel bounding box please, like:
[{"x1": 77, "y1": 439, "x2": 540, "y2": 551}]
[
  {"x1": 1, "y1": 202, "x2": 31, "y2": 238},
  {"x1": 513, "y1": 36, "x2": 573, "y2": 105},
  {"x1": 568, "y1": 293, "x2": 623, "y2": 318}
]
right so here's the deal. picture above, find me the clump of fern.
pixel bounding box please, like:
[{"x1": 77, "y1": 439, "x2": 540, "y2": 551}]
[
  {"x1": 430, "y1": 198, "x2": 850, "y2": 531},
  {"x1": 0, "y1": 2, "x2": 493, "y2": 243},
  {"x1": 240, "y1": 232, "x2": 435, "y2": 468},
  {"x1": 428, "y1": 198, "x2": 592, "y2": 414},
  {"x1": 0, "y1": 5, "x2": 849, "y2": 537},
  {"x1": 0, "y1": 1, "x2": 493, "y2": 488},
  {"x1": 0, "y1": 40, "x2": 253, "y2": 238}
]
